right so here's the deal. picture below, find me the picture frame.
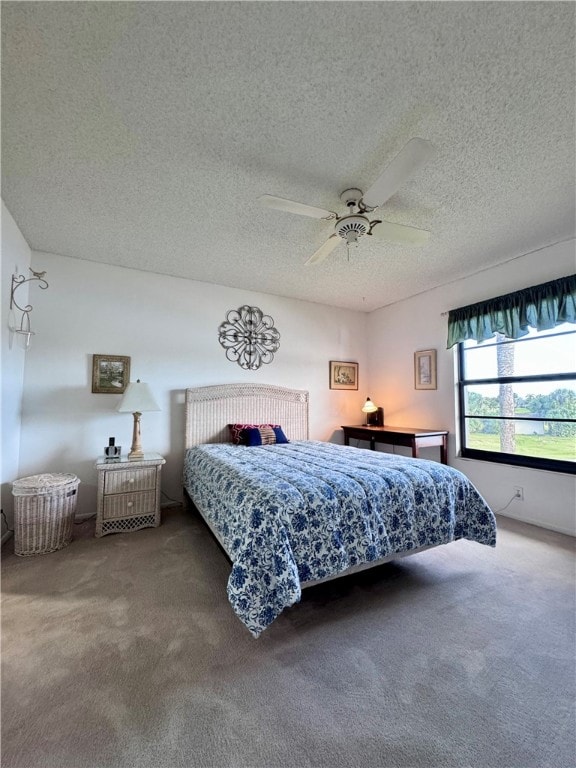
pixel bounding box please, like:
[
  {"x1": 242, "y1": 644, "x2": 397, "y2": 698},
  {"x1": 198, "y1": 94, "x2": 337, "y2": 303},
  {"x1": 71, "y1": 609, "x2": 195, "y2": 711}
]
[
  {"x1": 414, "y1": 349, "x2": 437, "y2": 390},
  {"x1": 92, "y1": 354, "x2": 131, "y2": 394},
  {"x1": 329, "y1": 360, "x2": 359, "y2": 390}
]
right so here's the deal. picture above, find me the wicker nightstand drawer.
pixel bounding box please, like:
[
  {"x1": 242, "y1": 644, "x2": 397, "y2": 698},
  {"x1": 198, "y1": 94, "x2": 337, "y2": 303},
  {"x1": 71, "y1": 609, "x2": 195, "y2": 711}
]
[
  {"x1": 102, "y1": 490, "x2": 156, "y2": 520},
  {"x1": 103, "y1": 467, "x2": 156, "y2": 495}
]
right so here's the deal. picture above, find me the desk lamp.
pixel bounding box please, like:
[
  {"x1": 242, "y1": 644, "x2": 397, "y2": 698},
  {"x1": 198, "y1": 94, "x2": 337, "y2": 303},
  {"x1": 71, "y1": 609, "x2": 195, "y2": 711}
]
[
  {"x1": 362, "y1": 397, "x2": 384, "y2": 427},
  {"x1": 361, "y1": 397, "x2": 378, "y2": 426}
]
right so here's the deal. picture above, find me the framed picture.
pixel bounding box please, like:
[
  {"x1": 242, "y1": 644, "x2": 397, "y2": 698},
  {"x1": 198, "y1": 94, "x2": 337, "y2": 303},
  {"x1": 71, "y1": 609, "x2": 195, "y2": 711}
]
[
  {"x1": 92, "y1": 354, "x2": 131, "y2": 394},
  {"x1": 414, "y1": 349, "x2": 437, "y2": 390},
  {"x1": 329, "y1": 361, "x2": 359, "y2": 390}
]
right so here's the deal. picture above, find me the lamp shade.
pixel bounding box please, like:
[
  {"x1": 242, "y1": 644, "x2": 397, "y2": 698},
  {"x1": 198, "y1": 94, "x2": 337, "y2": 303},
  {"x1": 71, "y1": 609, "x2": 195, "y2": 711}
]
[
  {"x1": 361, "y1": 396, "x2": 378, "y2": 414},
  {"x1": 117, "y1": 380, "x2": 160, "y2": 413}
]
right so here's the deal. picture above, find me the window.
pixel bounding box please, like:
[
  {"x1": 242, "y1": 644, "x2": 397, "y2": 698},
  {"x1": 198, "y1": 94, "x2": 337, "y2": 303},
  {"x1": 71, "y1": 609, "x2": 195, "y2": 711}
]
[
  {"x1": 457, "y1": 324, "x2": 576, "y2": 472},
  {"x1": 448, "y1": 274, "x2": 576, "y2": 472}
]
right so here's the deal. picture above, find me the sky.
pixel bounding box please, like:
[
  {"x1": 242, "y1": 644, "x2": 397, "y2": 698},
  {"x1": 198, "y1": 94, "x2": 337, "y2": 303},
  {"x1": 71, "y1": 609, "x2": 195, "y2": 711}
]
[{"x1": 464, "y1": 324, "x2": 575, "y2": 397}]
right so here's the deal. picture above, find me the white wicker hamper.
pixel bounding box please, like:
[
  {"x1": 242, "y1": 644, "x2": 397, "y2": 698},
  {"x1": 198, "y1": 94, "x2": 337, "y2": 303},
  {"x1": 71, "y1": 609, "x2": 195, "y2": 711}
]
[{"x1": 12, "y1": 473, "x2": 80, "y2": 556}]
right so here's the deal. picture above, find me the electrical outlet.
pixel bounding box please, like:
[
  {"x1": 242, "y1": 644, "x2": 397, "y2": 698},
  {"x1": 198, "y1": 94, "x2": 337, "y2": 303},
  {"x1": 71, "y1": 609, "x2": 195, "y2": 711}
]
[{"x1": 514, "y1": 486, "x2": 524, "y2": 501}]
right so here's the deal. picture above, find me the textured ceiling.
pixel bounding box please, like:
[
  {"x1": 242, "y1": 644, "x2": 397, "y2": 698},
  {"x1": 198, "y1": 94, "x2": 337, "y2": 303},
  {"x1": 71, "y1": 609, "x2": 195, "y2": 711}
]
[{"x1": 2, "y1": 2, "x2": 575, "y2": 312}]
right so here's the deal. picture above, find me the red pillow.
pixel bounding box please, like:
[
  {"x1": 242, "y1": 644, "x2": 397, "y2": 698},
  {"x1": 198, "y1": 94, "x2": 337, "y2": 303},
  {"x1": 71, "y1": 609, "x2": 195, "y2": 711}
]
[{"x1": 228, "y1": 423, "x2": 280, "y2": 445}]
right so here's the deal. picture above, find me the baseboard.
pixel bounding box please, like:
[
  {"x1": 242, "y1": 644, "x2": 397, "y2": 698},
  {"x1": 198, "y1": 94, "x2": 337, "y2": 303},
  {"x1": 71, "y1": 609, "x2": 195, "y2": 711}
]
[{"x1": 497, "y1": 510, "x2": 575, "y2": 537}]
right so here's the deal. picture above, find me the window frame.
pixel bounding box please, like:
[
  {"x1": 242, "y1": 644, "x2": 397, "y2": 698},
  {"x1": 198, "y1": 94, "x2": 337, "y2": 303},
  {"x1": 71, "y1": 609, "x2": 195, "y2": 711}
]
[{"x1": 457, "y1": 331, "x2": 576, "y2": 474}]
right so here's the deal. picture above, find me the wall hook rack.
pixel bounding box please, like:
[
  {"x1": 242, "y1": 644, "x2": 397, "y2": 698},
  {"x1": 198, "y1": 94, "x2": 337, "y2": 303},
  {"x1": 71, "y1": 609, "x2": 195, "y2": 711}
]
[{"x1": 9, "y1": 268, "x2": 49, "y2": 348}]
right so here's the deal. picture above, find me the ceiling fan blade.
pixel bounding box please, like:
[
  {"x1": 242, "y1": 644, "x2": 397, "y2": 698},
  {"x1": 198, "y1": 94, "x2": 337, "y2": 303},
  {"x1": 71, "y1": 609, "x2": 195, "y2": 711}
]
[
  {"x1": 362, "y1": 138, "x2": 436, "y2": 210},
  {"x1": 258, "y1": 195, "x2": 336, "y2": 220},
  {"x1": 372, "y1": 219, "x2": 430, "y2": 245},
  {"x1": 305, "y1": 234, "x2": 342, "y2": 266}
]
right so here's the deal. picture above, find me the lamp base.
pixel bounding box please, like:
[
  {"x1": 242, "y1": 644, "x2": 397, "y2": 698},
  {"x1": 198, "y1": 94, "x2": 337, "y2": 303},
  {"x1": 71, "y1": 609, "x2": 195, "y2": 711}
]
[{"x1": 128, "y1": 411, "x2": 144, "y2": 460}]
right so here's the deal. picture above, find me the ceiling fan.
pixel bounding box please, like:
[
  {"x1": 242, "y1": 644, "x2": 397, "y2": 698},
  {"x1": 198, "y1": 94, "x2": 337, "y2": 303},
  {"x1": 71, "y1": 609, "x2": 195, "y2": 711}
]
[{"x1": 259, "y1": 138, "x2": 436, "y2": 265}]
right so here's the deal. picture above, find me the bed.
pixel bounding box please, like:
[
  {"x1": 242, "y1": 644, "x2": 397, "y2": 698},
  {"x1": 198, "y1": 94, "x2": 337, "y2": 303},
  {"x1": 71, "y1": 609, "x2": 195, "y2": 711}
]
[{"x1": 183, "y1": 383, "x2": 496, "y2": 637}]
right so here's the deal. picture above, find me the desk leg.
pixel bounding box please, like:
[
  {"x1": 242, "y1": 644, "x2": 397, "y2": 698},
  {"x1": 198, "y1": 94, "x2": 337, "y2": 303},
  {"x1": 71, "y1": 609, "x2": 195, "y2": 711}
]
[
  {"x1": 344, "y1": 435, "x2": 350, "y2": 446},
  {"x1": 412, "y1": 436, "x2": 448, "y2": 464}
]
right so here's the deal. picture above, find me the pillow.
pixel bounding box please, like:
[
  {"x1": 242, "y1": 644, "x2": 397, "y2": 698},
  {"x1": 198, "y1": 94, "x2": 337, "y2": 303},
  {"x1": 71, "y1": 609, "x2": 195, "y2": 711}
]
[
  {"x1": 241, "y1": 426, "x2": 289, "y2": 447},
  {"x1": 228, "y1": 423, "x2": 280, "y2": 445}
]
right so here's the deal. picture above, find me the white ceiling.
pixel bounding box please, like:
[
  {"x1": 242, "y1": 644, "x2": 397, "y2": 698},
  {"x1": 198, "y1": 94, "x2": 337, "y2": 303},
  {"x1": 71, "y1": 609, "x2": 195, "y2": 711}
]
[{"x1": 2, "y1": 2, "x2": 575, "y2": 312}]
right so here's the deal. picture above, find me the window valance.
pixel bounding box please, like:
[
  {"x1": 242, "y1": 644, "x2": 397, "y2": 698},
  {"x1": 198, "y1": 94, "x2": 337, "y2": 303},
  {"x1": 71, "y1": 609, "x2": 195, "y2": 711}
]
[{"x1": 446, "y1": 274, "x2": 576, "y2": 348}]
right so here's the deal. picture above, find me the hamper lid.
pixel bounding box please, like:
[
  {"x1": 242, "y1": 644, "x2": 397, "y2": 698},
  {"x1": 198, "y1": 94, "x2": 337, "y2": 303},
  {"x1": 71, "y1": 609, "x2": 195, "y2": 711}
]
[{"x1": 12, "y1": 473, "x2": 80, "y2": 496}]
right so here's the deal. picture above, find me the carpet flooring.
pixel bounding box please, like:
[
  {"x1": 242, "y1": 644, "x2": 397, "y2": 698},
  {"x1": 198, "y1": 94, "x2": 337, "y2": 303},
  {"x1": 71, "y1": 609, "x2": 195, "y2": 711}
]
[{"x1": 1, "y1": 506, "x2": 575, "y2": 768}]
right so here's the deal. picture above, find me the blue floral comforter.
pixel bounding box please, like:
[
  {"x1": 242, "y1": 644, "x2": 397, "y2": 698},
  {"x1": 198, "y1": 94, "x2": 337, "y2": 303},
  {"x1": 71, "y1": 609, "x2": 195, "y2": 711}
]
[{"x1": 183, "y1": 441, "x2": 496, "y2": 636}]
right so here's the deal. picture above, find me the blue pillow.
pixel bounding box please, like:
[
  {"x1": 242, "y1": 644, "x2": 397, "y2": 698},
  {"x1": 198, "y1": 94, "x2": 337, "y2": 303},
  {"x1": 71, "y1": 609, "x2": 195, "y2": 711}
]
[{"x1": 241, "y1": 426, "x2": 289, "y2": 446}]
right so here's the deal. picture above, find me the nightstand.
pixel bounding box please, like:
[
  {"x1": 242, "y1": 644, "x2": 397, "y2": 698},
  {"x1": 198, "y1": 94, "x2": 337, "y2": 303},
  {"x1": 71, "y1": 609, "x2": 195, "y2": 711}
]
[{"x1": 95, "y1": 453, "x2": 165, "y2": 537}]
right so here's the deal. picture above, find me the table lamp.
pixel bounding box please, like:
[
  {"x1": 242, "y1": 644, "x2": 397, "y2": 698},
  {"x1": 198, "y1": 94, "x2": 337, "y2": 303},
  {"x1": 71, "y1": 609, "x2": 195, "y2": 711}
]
[
  {"x1": 117, "y1": 379, "x2": 160, "y2": 459},
  {"x1": 361, "y1": 396, "x2": 378, "y2": 426}
]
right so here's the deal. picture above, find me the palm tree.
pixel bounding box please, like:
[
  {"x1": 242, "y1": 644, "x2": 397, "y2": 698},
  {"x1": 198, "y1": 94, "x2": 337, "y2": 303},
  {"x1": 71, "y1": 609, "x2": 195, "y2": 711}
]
[{"x1": 496, "y1": 333, "x2": 516, "y2": 453}]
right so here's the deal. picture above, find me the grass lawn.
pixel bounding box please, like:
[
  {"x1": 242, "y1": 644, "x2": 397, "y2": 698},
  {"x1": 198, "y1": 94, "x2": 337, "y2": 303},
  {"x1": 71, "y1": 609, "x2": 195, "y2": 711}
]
[{"x1": 467, "y1": 433, "x2": 576, "y2": 461}]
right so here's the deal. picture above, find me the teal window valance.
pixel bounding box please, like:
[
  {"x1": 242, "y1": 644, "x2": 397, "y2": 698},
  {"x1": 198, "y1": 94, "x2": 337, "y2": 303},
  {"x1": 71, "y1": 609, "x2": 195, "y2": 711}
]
[{"x1": 447, "y1": 274, "x2": 576, "y2": 348}]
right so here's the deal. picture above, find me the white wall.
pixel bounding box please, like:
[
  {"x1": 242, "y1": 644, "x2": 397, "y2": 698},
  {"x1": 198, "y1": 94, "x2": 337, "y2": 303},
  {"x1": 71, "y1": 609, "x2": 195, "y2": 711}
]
[
  {"x1": 17, "y1": 251, "x2": 369, "y2": 517},
  {"x1": 4, "y1": 211, "x2": 575, "y2": 537},
  {"x1": 1, "y1": 203, "x2": 32, "y2": 537},
  {"x1": 367, "y1": 239, "x2": 576, "y2": 536}
]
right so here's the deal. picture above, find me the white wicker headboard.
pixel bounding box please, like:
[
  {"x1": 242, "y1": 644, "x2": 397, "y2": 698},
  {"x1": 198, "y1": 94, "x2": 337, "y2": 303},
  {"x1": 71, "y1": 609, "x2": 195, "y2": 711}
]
[{"x1": 185, "y1": 383, "x2": 309, "y2": 448}]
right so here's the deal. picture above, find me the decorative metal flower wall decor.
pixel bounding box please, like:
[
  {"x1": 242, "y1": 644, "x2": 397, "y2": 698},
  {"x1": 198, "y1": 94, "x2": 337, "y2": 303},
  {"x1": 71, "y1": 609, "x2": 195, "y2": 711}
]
[{"x1": 218, "y1": 305, "x2": 280, "y2": 370}]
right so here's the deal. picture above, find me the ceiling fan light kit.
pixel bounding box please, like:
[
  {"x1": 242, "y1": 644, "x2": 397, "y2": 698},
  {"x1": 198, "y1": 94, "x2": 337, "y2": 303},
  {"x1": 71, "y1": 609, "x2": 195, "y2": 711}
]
[
  {"x1": 259, "y1": 137, "x2": 436, "y2": 265},
  {"x1": 336, "y1": 216, "x2": 369, "y2": 243}
]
